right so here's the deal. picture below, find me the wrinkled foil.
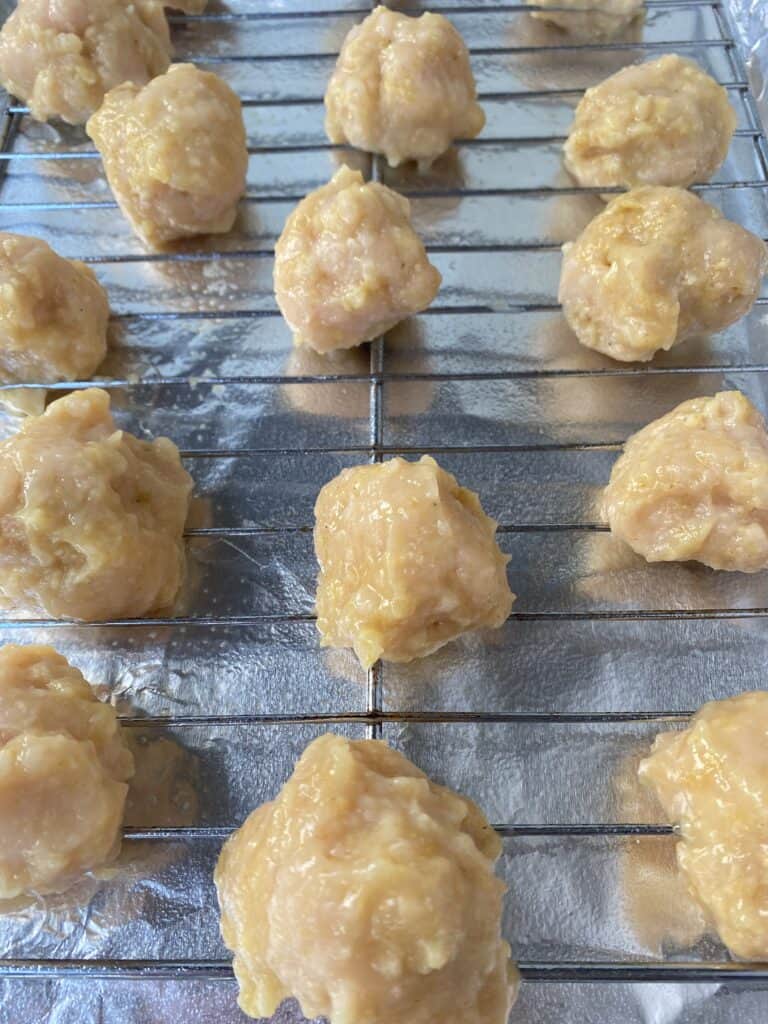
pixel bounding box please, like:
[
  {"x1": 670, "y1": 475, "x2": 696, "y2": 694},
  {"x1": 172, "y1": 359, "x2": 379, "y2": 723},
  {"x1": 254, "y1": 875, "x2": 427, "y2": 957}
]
[
  {"x1": 729, "y1": 0, "x2": 768, "y2": 127},
  {"x1": 0, "y1": 1, "x2": 767, "y2": 1022}
]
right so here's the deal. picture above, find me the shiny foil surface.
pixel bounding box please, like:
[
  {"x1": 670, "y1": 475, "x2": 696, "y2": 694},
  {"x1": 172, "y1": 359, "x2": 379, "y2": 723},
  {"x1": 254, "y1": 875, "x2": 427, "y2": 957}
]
[{"x1": 0, "y1": 0, "x2": 767, "y2": 1021}]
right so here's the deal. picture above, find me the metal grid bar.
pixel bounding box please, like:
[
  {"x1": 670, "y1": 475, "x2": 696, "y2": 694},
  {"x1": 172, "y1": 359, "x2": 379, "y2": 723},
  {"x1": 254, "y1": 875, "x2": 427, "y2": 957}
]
[
  {"x1": 169, "y1": 2, "x2": 724, "y2": 20},
  {"x1": 2, "y1": 958, "x2": 765, "y2": 983},
  {"x1": 5, "y1": 79, "x2": 753, "y2": 111},
  {"x1": 2, "y1": 0, "x2": 768, "y2": 998}
]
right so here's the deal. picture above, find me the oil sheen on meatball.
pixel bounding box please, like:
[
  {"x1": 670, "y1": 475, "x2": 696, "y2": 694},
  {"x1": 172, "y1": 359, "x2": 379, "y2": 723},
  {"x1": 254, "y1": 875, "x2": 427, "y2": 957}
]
[
  {"x1": 0, "y1": 388, "x2": 193, "y2": 620},
  {"x1": 0, "y1": 233, "x2": 109, "y2": 384},
  {"x1": 314, "y1": 455, "x2": 514, "y2": 667},
  {"x1": 559, "y1": 187, "x2": 767, "y2": 362},
  {"x1": 86, "y1": 63, "x2": 247, "y2": 248},
  {"x1": 0, "y1": 0, "x2": 207, "y2": 125},
  {"x1": 274, "y1": 166, "x2": 441, "y2": 353},
  {"x1": 0, "y1": 643, "x2": 134, "y2": 899},
  {"x1": 603, "y1": 391, "x2": 768, "y2": 572},
  {"x1": 564, "y1": 54, "x2": 737, "y2": 188},
  {"x1": 527, "y1": 0, "x2": 643, "y2": 40},
  {"x1": 640, "y1": 691, "x2": 768, "y2": 959},
  {"x1": 215, "y1": 733, "x2": 518, "y2": 1024},
  {"x1": 325, "y1": 5, "x2": 485, "y2": 170}
]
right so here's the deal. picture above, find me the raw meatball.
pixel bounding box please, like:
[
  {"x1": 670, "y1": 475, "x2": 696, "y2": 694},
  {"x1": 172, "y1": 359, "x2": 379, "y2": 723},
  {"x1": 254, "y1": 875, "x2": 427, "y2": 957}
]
[
  {"x1": 215, "y1": 733, "x2": 517, "y2": 1024},
  {"x1": 640, "y1": 691, "x2": 768, "y2": 959},
  {"x1": 314, "y1": 455, "x2": 514, "y2": 667},
  {"x1": 559, "y1": 187, "x2": 767, "y2": 362},
  {"x1": 0, "y1": 233, "x2": 108, "y2": 385},
  {"x1": 564, "y1": 55, "x2": 736, "y2": 189},
  {"x1": 325, "y1": 6, "x2": 485, "y2": 170},
  {"x1": 527, "y1": 0, "x2": 643, "y2": 40},
  {"x1": 602, "y1": 390, "x2": 768, "y2": 572},
  {"x1": 274, "y1": 166, "x2": 441, "y2": 353},
  {"x1": 0, "y1": 387, "x2": 193, "y2": 620},
  {"x1": 86, "y1": 63, "x2": 247, "y2": 248},
  {"x1": 0, "y1": 643, "x2": 134, "y2": 899},
  {"x1": 0, "y1": 0, "x2": 207, "y2": 125}
]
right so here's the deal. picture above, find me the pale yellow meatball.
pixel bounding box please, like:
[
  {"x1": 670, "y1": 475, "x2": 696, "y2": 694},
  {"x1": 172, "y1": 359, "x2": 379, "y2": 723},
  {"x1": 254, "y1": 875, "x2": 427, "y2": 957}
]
[
  {"x1": 559, "y1": 187, "x2": 767, "y2": 362},
  {"x1": 640, "y1": 691, "x2": 768, "y2": 959},
  {"x1": 325, "y1": 6, "x2": 485, "y2": 170},
  {"x1": 0, "y1": 233, "x2": 108, "y2": 385},
  {"x1": 314, "y1": 456, "x2": 514, "y2": 668},
  {"x1": 86, "y1": 63, "x2": 247, "y2": 248},
  {"x1": 0, "y1": 388, "x2": 193, "y2": 620},
  {"x1": 564, "y1": 55, "x2": 737, "y2": 189},
  {"x1": 215, "y1": 733, "x2": 517, "y2": 1024},
  {"x1": 527, "y1": 0, "x2": 643, "y2": 40},
  {"x1": 0, "y1": 0, "x2": 206, "y2": 125},
  {"x1": 602, "y1": 391, "x2": 768, "y2": 572},
  {"x1": 0, "y1": 643, "x2": 134, "y2": 899},
  {"x1": 274, "y1": 166, "x2": 441, "y2": 354}
]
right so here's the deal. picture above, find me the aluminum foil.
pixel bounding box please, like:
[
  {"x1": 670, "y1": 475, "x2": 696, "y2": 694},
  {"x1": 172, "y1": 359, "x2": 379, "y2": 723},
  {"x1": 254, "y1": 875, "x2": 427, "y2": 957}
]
[
  {"x1": 729, "y1": 0, "x2": 768, "y2": 127},
  {"x1": 0, "y1": 1, "x2": 768, "y2": 1022}
]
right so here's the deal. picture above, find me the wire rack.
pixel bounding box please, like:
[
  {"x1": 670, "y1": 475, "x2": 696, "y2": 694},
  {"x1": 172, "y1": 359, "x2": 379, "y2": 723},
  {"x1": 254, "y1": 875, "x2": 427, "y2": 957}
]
[{"x1": 1, "y1": 0, "x2": 768, "y2": 1020}]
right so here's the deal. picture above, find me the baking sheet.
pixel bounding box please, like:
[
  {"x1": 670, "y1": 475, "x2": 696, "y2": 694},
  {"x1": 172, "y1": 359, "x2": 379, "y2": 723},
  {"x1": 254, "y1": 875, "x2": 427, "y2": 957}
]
[{"x1": 0, "y1": 0, "x2": 768, "y2": 1021}]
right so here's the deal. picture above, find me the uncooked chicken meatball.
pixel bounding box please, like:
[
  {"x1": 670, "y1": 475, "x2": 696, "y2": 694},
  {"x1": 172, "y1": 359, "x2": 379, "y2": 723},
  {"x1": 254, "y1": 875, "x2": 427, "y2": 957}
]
[
  {"x1": 216, "y1": 733, "x2": 517, "y2": 1024},
  {"x1": 559, "y1": 187, "x2": 767, "y2": 362},
  {"x1": 314, "y1": 456, "x2": 514, "y2": 667},
  {"x1": 0, "y1": 644, "x2": 133, "y2": 899},
  {"x1": 0, "y1": 388, "x2": 193, "y2": 620},
  {"x1": 274, "y1": 166, "x2": 441, "y2": 353},
  {"x1": 640, "y1": 691, "x2": 768, "y2": 959},
  {"x1": 0, "y1": 233, "x2": 109, "y2": 384},
  {"x1": 527, "y1": 0, "x2": 643, "y2": 40},
  {"x1": 564, "y1": 55, "x2": 736, "y2": 188},
  {"x1": 0, "y1": 0, "x2": 207, "y2": 125},
  {"x1": 325, "y1": 6, "x2": 485, "y2": 170},
  {"x1": 86, "y1": 63, "x2": 247, "y2": 248},
  {"x1": 603, "y1": 391, "x2": 768, "y2": 572}
]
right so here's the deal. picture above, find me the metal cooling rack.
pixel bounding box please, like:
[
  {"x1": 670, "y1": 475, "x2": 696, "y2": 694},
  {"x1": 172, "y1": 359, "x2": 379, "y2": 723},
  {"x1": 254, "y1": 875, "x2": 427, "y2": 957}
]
[{"x1": 1, "y1": 0, "x2": 768, "y2": 1020}]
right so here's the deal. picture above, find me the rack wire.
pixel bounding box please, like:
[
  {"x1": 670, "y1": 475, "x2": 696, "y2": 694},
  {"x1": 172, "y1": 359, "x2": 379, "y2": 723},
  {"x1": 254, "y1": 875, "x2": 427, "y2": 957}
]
[{"x1": 1, "y1": 0, "x2": 768, "y2": 1017}]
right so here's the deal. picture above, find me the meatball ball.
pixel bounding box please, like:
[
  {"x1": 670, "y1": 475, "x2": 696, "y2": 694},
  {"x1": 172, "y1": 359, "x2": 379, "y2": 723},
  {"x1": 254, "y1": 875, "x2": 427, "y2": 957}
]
[
  {"x1": 0, "y1": 387, "x2": 193, "y2": 620},
  {"x1": 0, "y1": 233, "x2": 108, "y2": 385},
  {"x1": 0, "y1": 0, "x2": 207, "y2": 125},
  {"x1": 559, "y1": 187, "x2": 767, "y2": 362},
  {"x1": 0, "y1": 643, "x2": 134, "y2": 899},
  {"x1": 602, "y1": 391, "x2": 768, "y2": 572},
  {"x1": 640, "y1": 690, "x2": 768, "y2": 959},
  {"x1": 86, "y1": 63, "x2": 247, "y2": 248},
  {"x1": 274, "y1": 166, "x2": 441, "y2": 354},
  {"x1": 564, "y1": 55, "x2": 737, "y2": 189},
  {"x1": 215, "y1": 733, "x2": 517, "y2": 1024},
  {"x1": 314, "y1": 455, "x2": 514, "y2": 667},
  {"x1": 325, "y1": 6, "x2": 485, "y2": 170},
  {"x1": 527, "y1": 0, "x2": 643, "y2": 41}
]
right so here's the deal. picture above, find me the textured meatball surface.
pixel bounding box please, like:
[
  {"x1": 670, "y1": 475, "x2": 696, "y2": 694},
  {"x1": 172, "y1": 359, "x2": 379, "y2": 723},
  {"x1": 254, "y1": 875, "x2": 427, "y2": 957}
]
[
  {"x1": 0, "y1": 0, "x2": 206, "y2": 125},
  {"x1": 86, "y1": 63, "x2": 247, "y2": 248},
  {"x1": 325, "y1": 5, "x2": 484, "y2": 169},
  {"x1": 640, "y1": 690, "x2": 768, "y2": 959},
  {"x1": 314, "y1": 455, "x2": 514, "y2": 667},
  {"x1": 0, "y1": 388, "x2": 193, "y2": 619},
  {"x1": 564, "y1": 55, "x2": 736, "y2": 189},
  {"x1": 216, "y1": 733, "x2": 517, "y2": 1024},
  {"x1": 0, "y1": 233, "x2": 108, "y2": 384},
  {"x1": 559, "y1": 187, "x2": 767, "y2": 362},
  {"x1": 274, "y1": 166, "x2": 440, "y2": 353},
  {"x1": 603, "y1": 391, "x2": 768, "y2": 572},
  {"x1": 0, "y1": 643, "x2": 134, "y2": 899}
]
